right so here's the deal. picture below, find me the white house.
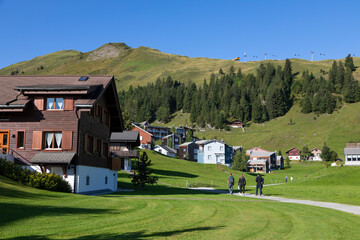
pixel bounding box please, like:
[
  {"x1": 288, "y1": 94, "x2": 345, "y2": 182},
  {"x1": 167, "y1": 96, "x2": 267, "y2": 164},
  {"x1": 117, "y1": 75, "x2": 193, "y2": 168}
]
[
  {"x1": 154, "y1": 145, "x2": 177, "y2": 158},
  {"x1": 200, "y1": 140, "x2": 232, "y2": 167},
  {"x1": 344, "y1": 143, "x2": 360, "y2": 166}
]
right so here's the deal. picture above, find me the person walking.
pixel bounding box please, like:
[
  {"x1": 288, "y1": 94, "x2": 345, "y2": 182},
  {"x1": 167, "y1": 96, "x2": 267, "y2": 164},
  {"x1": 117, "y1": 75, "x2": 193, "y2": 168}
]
[
  {"x1": 238, "y1": 174, "x2": 246, "y2": 196},
  {"x1": 255, "y1": 173, "x2": 264, "y2": 196},
  {"x1": 285, "y1": 176, "x2": 288, "y2": 183},
  {"x1": 290, "y1": 176, "x2": 293, "y2": 182},
  {"x1": 227, "y1": 172, "x2": 234, "y2": 194}
]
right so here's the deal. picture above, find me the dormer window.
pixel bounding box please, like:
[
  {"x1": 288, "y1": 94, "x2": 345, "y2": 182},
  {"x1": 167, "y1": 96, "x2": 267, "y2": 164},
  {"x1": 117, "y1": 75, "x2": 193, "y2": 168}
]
[{"x1": 46, "y1": 98, "x2": 63, "y2": 110}]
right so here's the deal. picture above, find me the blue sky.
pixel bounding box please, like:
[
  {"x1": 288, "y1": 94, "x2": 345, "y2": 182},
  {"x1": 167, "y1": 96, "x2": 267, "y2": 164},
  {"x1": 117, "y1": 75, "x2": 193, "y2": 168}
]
[{"x1": 0, "y1": 0, "x2": 359, "y2": 68}]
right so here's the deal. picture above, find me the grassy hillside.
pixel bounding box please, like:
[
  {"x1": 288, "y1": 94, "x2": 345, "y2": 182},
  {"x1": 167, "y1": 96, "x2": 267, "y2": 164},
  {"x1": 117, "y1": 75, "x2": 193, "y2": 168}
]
[
  {"x1": 2, "y1": 172, "x2": 360, "y2": 239},
  {"x1": 153, "y1": 101, "x2": 360, "y2": 159},
  {"x1": 1, "y1": 42, "x2": 360, "y2": 90}
]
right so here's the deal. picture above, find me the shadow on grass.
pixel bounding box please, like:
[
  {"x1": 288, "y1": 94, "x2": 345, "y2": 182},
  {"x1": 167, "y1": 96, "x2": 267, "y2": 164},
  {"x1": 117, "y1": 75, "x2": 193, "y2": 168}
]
[
  {"x1": 6, "y1": 226, "x2": 224, "y2": 240},
  {"x1": 0, "y1": 203, "x2": 114, "y2": 227},
  {"x1": 112, "y1": 182, "x2": 226, "y2": 197},
  {"x1": 0, "y1": 184, "x2": 59, "y2": 199},
  {"x1": 151, "y1": 169, "x2": 198, "y2": 179}
]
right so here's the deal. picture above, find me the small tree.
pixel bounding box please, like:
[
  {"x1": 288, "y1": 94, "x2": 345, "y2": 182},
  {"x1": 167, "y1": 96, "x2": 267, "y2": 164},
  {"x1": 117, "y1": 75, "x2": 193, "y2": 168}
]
[
  {"x1": 129, "y1": 152, "x2": 158, "y2": 189},
  {"x1": 232, "y1": 151, "x2": 249, "y2": 171},
  {"x1": 285, "y1": 156, "x2": 291, "y2": 168},
  {"x1": 301, "y1": 146, "x2": 311, "y2": 160},
  {"x1": 320, "y1": 143, "x2": 332, "y2": 162}
]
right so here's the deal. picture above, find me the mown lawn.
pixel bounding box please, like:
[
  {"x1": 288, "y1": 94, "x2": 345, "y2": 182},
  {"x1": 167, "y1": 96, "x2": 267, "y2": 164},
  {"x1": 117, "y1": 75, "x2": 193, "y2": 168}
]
[
  {"x1": 1, "y1": 175, "x2": 360, "y2": 240},
  {"x1": 128, "y1": 151, "x2": 360, "y2": 205}
]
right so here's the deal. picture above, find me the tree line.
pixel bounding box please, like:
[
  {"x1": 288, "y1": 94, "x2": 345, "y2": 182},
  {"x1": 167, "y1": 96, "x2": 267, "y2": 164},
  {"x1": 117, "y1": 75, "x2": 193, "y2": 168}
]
[{"x1": 119, "y1": 56, "x2": 359, "y2": 129}]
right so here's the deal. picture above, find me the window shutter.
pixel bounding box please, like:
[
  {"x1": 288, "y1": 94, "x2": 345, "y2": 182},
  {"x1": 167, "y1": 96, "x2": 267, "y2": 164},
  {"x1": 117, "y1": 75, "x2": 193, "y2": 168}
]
[
  {"x1": 62, "y1": 131, "x2": 72, "y2": 150},
  {"x1": 34, "y1": 98, "x2": 44, "y2": 110},
  {"x1": 64, "y1": 97, "x2": 74, "y2": 111},
  {"x1": 32, "y1": 131, "x2": 42, "y2": 150}
]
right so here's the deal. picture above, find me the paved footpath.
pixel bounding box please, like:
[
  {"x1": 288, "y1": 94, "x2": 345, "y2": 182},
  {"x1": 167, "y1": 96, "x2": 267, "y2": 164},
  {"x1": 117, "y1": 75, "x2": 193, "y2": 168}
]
[{"x1": 190, "y1": 188, "x2": 360, "y2": 216}]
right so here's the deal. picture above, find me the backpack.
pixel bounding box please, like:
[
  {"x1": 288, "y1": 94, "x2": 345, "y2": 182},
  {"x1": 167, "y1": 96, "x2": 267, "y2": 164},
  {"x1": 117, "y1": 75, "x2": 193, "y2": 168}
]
[{"x1": 229, "y1": 176, "x2": 234, "y2": 184}]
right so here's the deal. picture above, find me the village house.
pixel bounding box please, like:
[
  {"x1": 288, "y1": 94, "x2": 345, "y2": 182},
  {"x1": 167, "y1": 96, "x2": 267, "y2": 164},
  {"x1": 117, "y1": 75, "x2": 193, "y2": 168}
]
[
  {"x1": 134, "y1": 121, "x2": 170, "y2": 140},
  {"x1": 109, "y1": 131, "x2": 140, "y2": 171},
  {"x1": 131, "y1": 123, "x2": 154, "y2": 150},
  {"x1": 310, "y1": 148, "x2": 322, "y2": 161},
  {"x1": 246, "y1": 147, "x2": 270, "y2": 156},
  {"x1": 286, "y1": 148, "x2": 301, "y2": 160},
  {"x1": 179, "y1": 141, "x2": 199, "y2": 162},
  {"x1": 0, "y1": 75, "x2": 123, "y2": 194},
  {"x1": 247, "y1": 159, "x2": 268, "y2": 173},
  {"x1": 344, "y1": 143, "x2": 360, "y2": 166},
  {"x1": 197, "y1": 140, "x2": 233, "y2": 167},
  {"x1": 228, "y1": 120, "x2": 243, "y2": 128},
  {"x1": 248, "y1": 151, "x2": 277, "y2": 173},
  {"x1": 162, "y1": 133, "x2": 181, "y2": 150},
  {"x1": 154, "y1": 145, "x2": 177, "y2": 158}
]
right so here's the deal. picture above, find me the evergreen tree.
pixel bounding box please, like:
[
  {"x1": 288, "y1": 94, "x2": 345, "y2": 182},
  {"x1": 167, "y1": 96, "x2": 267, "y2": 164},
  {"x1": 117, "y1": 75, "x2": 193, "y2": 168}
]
[
  {"x1": 328, "y1": 61, "x2": 337, "y2": 92},
  {"x1": 301, "y1": 146, "x2": 311, "y2": 160},
  {"x1": 320, "y1": 143, "x2": 332, "y2": 162},
  {"x1": 301, "y1": 95, "x2": 313, "y2": 113},
  {"x1": 251, "y1": 97, "x2": 262, "y2": 123},
  {"x1": 285, "y1": 156, "x2": 291, "y2": 168},
  {"x1": 129, "y1": 152, "x2": 158, "y2": 189},
  {"x1": 232, "y1": 151, "x2": 249, "y2": 171},
  {"x1": 345, "y1": 54, "x2": 356, "y2": 72}
]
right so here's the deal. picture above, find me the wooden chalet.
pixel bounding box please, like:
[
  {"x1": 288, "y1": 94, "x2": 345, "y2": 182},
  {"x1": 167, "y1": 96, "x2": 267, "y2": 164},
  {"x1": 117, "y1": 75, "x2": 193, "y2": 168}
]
[
  {"x1": 286, "y1": 148, "x2": 301, "y2": 160},
  {"x1": 0, "y1": 75, "x2": 124, "y2": 194},
  {"x1": 109, "y1": 131, "x2": 140, "y2": 171}
]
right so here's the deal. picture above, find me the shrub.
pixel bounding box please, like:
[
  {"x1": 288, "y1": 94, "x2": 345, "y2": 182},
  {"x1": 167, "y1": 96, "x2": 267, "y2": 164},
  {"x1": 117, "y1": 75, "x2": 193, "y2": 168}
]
[{"x1": 0, "y1": 158, "x2": 71, "y2": 193}]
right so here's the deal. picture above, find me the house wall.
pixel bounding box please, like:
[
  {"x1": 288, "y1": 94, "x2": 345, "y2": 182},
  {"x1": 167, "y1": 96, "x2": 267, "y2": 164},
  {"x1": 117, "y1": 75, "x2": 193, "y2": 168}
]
[
  {"x1": 0, "y1": 99, "x2": 78, "y2": 163},
  {"x1": 75, "y1": 165, "x2": 117, "y2": 193},
  {"x1": 345, "y1": 154, "x2": 360, "y2": 166},
  {"x1": 203, "y1": 141, "x2": 226, "y2": 165},
  {"x1": 132, "y1": 127, "x2": 152, "y2": 146},
  {"x1": 78, "y1": 105, "x2": 111, "y2": 168}
]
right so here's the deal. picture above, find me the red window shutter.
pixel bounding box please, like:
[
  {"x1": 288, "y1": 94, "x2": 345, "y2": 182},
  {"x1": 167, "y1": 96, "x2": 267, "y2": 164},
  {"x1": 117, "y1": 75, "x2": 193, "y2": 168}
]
[
  {"x1": 32, "y1": 131, "x2": 42, "y2": 150},
  {"x1": 62, "y1": 131, "x2": 72, "y2": 150},
  {"x1": 34, "y1": 98, "x2": 44, "y2": 110},
  {"x1": 64, "y1": 97, "x2": 74, "y2": 111}
]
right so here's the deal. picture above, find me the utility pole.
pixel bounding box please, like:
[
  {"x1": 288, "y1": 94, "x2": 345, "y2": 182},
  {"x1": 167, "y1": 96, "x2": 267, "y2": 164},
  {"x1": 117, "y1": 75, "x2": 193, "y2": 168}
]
[
  {"x1": 244, "y1": 52, "x2": 247, "y2": 62},
  {"x1": 311, "y1": 51, "x2": 314, "y2": 62}
]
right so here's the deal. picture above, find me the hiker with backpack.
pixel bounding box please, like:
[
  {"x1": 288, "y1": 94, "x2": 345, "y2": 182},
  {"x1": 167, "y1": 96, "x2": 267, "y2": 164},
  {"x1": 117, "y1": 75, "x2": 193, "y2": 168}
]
[
  {"x1": 238, "y1": 174, "x2": 246, "y2": 196},
  {"x1": 255, "y1": 173, "x2": 264, "y2": 196},
  {"x1": 227, "y1": 172, "x2": 234, "y2": 194}
]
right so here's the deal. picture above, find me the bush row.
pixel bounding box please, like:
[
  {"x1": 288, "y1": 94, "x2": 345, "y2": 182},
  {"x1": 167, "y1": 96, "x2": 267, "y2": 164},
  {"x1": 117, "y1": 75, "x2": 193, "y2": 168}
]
[{"x1": 0, "y1": 158, "x2": 71, "y2": 193}]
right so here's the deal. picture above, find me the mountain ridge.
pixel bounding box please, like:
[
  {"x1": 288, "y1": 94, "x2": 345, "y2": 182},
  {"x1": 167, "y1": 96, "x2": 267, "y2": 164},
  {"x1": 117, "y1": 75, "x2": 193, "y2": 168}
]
[{"x1": 1, "y1": 42, "x2": 359, "y2": 90}]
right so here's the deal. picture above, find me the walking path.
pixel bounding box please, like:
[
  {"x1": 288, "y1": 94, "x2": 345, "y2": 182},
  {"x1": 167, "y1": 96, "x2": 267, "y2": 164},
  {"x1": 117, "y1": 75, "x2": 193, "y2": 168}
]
[{"x1": 190, "y1": 188, "x2": 360, "y2": 215}]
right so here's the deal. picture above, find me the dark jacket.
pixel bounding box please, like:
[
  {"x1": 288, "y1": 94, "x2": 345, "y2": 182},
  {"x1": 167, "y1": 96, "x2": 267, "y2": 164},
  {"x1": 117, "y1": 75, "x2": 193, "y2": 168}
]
[
  {"x1": 255, "y1": 175, "x2": 264, "y2": 185},
  {"x1": 238, "y1": 177, "x2": 246, "y2": 186}
]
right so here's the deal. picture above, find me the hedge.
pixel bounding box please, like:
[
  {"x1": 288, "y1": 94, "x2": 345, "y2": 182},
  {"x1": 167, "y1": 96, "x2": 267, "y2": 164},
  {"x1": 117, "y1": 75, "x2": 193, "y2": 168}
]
[{"x1": 0, "y1": 158, "x2": 71, "y2": 193}]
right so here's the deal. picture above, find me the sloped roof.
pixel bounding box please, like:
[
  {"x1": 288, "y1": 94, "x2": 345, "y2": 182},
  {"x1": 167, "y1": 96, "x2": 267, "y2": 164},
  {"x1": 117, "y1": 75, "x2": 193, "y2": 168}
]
[
  {"x1": 344, "y1": 148, "x2": 360, "y2": 155},
  {"x1": 110, "y1": 131, "x2": 139, "y2": 142},
  {"x1": 30, "y1": 152, "x2": 76, "y2": 164},
  {"x1": 0, "y1": 75, "x2": 113, "y2": 108},
  {"x1": 250, "y1": 151, "x2": 275, "y2": 157},
  {"x1": 132, "y1": 124, "x2": 153, "y2": 136},
  {"x1": 180, "y1": 142, "x2": 193, "y2": 146},
  {"x1": 156, "y1": 145, "x2": 177, "y2": 154}
]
